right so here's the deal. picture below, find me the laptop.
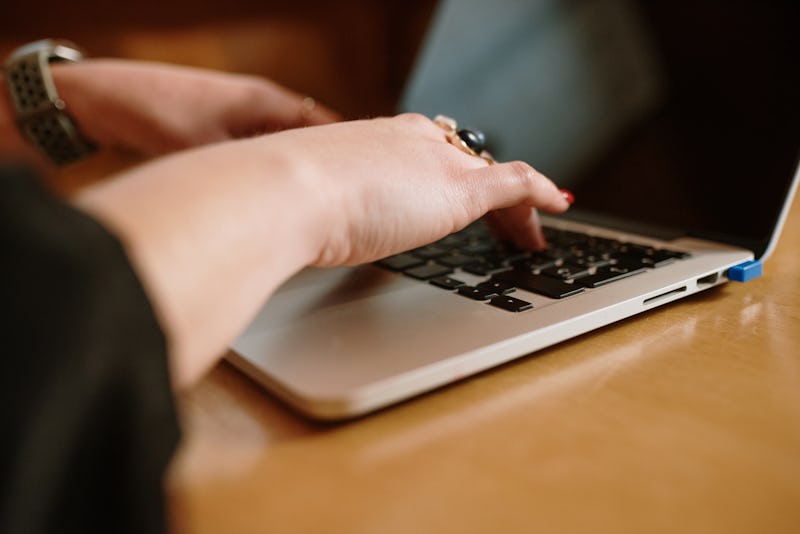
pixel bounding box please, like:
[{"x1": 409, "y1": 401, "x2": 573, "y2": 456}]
[{"x1": 229, "y1": 0, "x2": 800, "y2": 420}]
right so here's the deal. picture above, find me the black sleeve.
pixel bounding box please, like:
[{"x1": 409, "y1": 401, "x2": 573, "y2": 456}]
[{"x1": 0, "y1": 164, "x2": 180, "y2": 534}]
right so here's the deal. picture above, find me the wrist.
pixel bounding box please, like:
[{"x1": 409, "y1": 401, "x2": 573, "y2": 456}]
[
  {"x1": 2, "y1": 39, "x2": 97, "y2": 165},
  {"x1": 244, "y1": 138, "x2": 334, "y2": 284},
  {"x1": 0, "y1": 72, "x2": 44, "y2": 163}
]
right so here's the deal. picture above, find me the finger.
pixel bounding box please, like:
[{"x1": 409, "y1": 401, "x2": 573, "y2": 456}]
[
  {"x1": 253, "y1": 86, "x2": 341, "y2": 128},
  {"x1": 297, "y1": 97, "x2": 342, "y2": 126},
  {"x1": 485, "y1": 206, "x2": 547, "y2": 250},
  {"x1": 462, "y1": 160, "x2": 571, "y2": 215},
  {"x1": 228, "y1": 80, "x2": 342, "y2": 136}
]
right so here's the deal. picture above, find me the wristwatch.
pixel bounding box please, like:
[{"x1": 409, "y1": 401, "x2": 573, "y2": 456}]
[{"x1": 3, "y1": 39, "x2": 97, "y2": 165}]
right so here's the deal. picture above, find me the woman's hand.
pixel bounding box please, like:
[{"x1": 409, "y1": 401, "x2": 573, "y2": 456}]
[
  {"x1": 51, "y1": 59, "x2": 340, "y2": 157},
  {"x1": 268, "y1": 113, "x2": 570, "y2": 264},
  {"x1": 77, "y1": 113, "x2": 569, "y2": 388}
]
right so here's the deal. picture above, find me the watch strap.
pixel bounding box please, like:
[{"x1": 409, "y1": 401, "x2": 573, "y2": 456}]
[{"x1": 3, "y1": 39, "x2": 97, "y2": 165}]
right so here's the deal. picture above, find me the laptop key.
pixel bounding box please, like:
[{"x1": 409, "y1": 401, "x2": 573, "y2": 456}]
[
  {"x1": 404, "y1": 263, "x2": 453, "y2": 280},
  {"x1": 476, "y1": 280, "x2": 516, "y2": 295},
  {"x1": 435, "y1": 233, "x2": 467, "y2": 248},
  {"x1": 643, "y1": 249, "x2": 680, "y2": 268},
  {"x1": 493, "y1": 270, "x2": 584, "y2": 299},
  {"x1": 489, "y1": 295, "x2": 534, "y2": 312},
  {"x1": 438, "y1": 252, "x2": 480, "y2": 267},
  {"x1": 460, "y1": 240, "x2": 498, "y2": 255},
  {"x1": 614, "y1": 248, "x2": 679, "y2": 269},
  {"x1": 540, "y1": 264, "x2": 592, "y2": 281},
  {"x1": 542, "y1": 247, "x2": 576, "y2": 261},
  {"x1": 457, "y1": 286, "x2": 499, "y2": 301},
  {"x1": 568, "y1": 254, "x2": 612, "y2": 269},
  {"x1": 429, "y1": 275, "x2": 467, "y2": 290},
  {"x1": 376, "y1": 253, "x2": 425, "y2": 271},
  {"x1": 576, "y1": 264, "x2": 647, "y2": 288},
  {"x1": 463, "y1": 262, "x2": 513, "y2": 276},
  {"x1": 510, "y1": 254, "x2": 557, "y2": 272},
  {"x1": 412, "y1": 244, "x2": 450, "y2": 259}
]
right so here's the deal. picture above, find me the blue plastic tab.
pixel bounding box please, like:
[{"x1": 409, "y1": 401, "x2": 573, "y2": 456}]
[{"x1": 728, "y1": 260, "x2": 762, "y2": 282}]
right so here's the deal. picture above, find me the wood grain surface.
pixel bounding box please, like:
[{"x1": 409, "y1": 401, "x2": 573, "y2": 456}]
[{"x1": 167, "y1": 185, "x2": 800, "y2": 534}]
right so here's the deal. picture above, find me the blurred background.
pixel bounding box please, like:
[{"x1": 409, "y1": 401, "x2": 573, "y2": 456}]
[{"x1": 0, "y1": 0, "x2": 437, "y2": 119}]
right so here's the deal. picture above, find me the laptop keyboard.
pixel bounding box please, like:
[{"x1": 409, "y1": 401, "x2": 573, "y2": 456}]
[{"x1": 376, "y1": 222, "x2": 690, "y2": 312}]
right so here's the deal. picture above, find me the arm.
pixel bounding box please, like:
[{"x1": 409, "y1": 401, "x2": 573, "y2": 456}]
[
  {"x1": 75, "y1": 114, "x2": 570, "y2": 390},
  {"x1": 49, "y1": 59, "x2": 340, "y2": 156},
  {"x1": 0, "y1": 57, "x2": 340, "y2": 166},
  {"x1": 1, "y1": 164, "x2": 178, "y2": 534}
]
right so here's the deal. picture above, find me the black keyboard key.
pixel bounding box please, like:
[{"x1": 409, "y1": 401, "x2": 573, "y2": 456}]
[
  {"x1": 476, "y1": 280, "x2": 516, "y2": 295},
  {"x1": 463, "y1": 262, "x2": 513, "y2": 276},
  {"x1": 460, "y1": 223, "x2": 492, "y2": 238},
  {"x1": 585, "y1": 236, "x2": 623, "y2": 251},
  {"x1": 543, "y1": 227, "x2": 585, "y2": 247},
  {"x1": 576, "y1": 264, "x2": 647, "y2": 288},
  {"x1": 494, "y1": 270, "x2": 584, "y2": 299},
  {"x1": 510, "y1": 254, "x2": 557, "y2": 272},
  {"x1": 540, "y1": 264, "x2": 592, "y2": 281},
  {"x1": 412, "y1": 244, "x2": 450, "y2": 259},
  {"x1": 405, "y1": 263, "x2": 453, "y2": 280},
  {"x1": 460, "y1": 240, "x2": 497, "y2": 255},
  {"x1": 568, "y1": 254, "x2": 612, "y2": 269},
  {"x1": 618, "y1": 243, "x2": 655, "y2": 255},
  {"x1": 377, "y1": 253, "x2": 425, "y2": 271},
  {"x1": 457, "y1": 286, "x2": 498, "y2": 301},
  {"x1": 429, "y1": 276, "x2": 467, "y2": 290},
  {"x1": 470, "y1": 242, "x2": 529, "y2": 263},
  {"x1": 438, "y1": 252, "x2": 480, "y2": 267},
  {"x1": 489, "y1": 295, "x2": 534, "y2": 312},
  {"x1": 643, "y1": 249, "x2": 680, "y2": 268},
  {"x1": 613, "y1": 247, "x2": 684, "y2": 269},
  {"x1": 493, "y1": 246, "x2": 530, "y2": 264},
  {"x1": 543, "y1": 248, "x2": 576, "y2": 261},
  {"x1": 435, "y1": 234, "x2": 467, "y2": 248}
]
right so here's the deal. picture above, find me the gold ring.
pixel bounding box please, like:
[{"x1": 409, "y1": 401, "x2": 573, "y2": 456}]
[{"x1": 433, "y1": 114, "x2": 496, "y2": 165}]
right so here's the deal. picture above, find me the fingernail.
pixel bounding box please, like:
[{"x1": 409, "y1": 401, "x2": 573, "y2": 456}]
[{"x1": 559, "y1": 189, "x2": 575, "y2": 205}]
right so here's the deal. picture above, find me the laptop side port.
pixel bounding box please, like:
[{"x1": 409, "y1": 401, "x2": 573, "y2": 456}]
[
  {"x1": 696, "y1": 272, "x2": 720, "y2": 286},
  {"x1": 643, "y1": 286, "x2": 687, "y2": 305}
]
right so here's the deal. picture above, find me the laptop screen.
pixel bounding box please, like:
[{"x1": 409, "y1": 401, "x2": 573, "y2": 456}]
[{"x1": 401, "y1": 0, "x2": 799, "y2": 258}]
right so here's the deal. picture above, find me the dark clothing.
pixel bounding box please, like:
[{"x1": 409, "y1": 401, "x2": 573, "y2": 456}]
[{"x1": 0, "y1": 164, "x2": 179, "y2": 534}]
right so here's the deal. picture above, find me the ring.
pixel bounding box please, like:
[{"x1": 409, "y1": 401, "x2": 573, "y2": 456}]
[{"x1": 433, "y1": 114, "x2": 496, "y2": 165}]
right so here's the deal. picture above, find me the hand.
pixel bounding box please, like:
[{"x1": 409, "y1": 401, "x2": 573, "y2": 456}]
[
  {"x1": 52, "y1": 59, "x2": 340, "y2": 157},
  {"x1": 266, "y1": 113, "x2": 570, "y2": 265},
  {"x1": 77, "y1": 113, "x2": 569, "y2": 387}
]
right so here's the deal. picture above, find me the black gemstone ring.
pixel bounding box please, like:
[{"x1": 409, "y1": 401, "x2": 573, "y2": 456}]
[
  {"x1": 457, "y1": 128, "x2": 486, "y2": 153},
  {"x1": 433, "y1": 114, "x2": 496, "y2": 165}
]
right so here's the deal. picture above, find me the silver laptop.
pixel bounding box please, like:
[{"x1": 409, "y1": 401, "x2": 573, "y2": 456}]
[{"x1": 229, "y1": 0, "x2": 800, "y2": 419}]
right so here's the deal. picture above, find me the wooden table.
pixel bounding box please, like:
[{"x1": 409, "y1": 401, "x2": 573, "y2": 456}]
[{"x1": 166, "y1": 189, "x2": 800, "y2": 533}]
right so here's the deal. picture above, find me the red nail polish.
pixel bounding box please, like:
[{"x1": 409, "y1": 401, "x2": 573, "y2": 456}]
[{"x1": 560, "y1": 189, "x2": 575, "y2": 205}]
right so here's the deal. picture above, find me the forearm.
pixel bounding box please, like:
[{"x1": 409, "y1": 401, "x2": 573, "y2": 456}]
[
  {"x1": 75, "y1": 137, "x2": 325, "y2": 389},
  {"x1": 72, "y1": 115, "x2": 571, "y2": 389}
]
